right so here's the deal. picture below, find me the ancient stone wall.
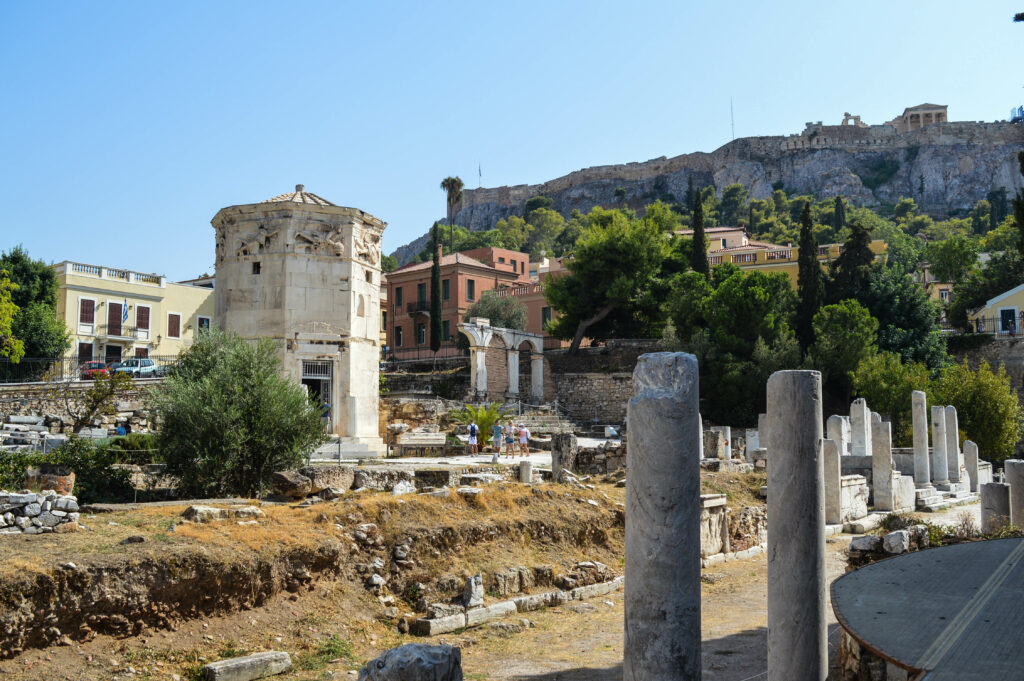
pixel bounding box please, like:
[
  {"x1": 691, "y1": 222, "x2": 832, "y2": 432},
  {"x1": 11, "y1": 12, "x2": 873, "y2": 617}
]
[
  {"x1": 483, "y1": 338, "x2": 509, "y2": 402},
  {"x1": 0, "y1": 381, "x2": 155, "y2": 436},
  {"x1": 553, "y1": 372, "x2": 632, "y2": 424}
]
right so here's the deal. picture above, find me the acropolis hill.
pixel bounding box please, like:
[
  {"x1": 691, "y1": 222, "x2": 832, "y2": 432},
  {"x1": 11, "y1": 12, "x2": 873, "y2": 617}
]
[{"x1": 392, "y1": 106, "x2": 1024, "y2": 263}]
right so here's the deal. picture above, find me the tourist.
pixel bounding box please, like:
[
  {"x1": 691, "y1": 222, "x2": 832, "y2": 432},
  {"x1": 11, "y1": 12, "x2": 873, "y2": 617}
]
[
  {"x1": 518, "y1": 423, "x2": 530, "y2": 457},
  {"x1": 491, "y1": 422, "x2": 503, "y2": 463},
  {"x1": 467, "y1": 420, "x2": 479, "y2": 455},
  {"x1": 115, "y1": 424, "x2": 126, "y2": 437},
  {"x1": 320, "y1": 399, "x2": 331, "y2": 434},
  {"x1": 504, "y1": 420, "x2": 515, "y2": 458}
]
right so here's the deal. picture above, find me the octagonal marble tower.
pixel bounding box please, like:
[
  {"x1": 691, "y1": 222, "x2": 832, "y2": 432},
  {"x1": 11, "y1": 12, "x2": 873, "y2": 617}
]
[{"x1": 212, "y1": 185, "x2": 385, "y2": 457}]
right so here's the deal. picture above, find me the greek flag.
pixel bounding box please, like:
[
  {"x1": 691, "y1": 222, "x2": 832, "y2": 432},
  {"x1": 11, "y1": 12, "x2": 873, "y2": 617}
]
[{"x1": 122, "y1": 298, "x2": 128, "y2": 323}]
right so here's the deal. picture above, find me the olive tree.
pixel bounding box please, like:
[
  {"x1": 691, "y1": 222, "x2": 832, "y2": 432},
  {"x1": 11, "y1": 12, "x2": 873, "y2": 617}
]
[{"x1": 150, "y1": 330, "x2": 326, "y2": 498}]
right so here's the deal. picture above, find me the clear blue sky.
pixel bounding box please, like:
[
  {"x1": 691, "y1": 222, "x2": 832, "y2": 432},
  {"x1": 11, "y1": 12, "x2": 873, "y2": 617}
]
[{"x1": 2, "y1": 1, "x2": 1022, "y2": 280}]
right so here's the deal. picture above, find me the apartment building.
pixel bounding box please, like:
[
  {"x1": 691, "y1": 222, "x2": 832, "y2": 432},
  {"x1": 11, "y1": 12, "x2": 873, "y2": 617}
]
[{"x1": 54, "y1": 261, "x2": 214, "y2": 363}]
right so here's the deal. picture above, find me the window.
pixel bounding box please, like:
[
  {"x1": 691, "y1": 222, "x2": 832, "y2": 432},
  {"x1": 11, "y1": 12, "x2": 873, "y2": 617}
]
[
  {"x1": 442, "y1": 279, "x2": 450, "y2": 300},
  {"x1": 77, "y1": 342, "x2": 93, "y2": 362},
  {"x1": 79, "y1": 298, "x2": 95, "y2": 325},
  {"x1": 542, "y1": 306, "x2": 552, "y2": 326},
  {"x1": 108, "y1": 301, "x2": 123, "y2": 337},
  {"x1": 395, "y1": 287, "x2": 403, "y2": 307},
  {"x1": 443, "y1": 319, "x2": 450, "y2": 340},
  {"x1": 197, "y1": 316, "x2": 211, "y2": 331},
  {"x1": 395, "y1": 326, "x2": 404, "y2": 347},
  {"x1": 466, "y1": 279, "x2": 475, "y2": 301},
  {"x1": 365, "y1": 270, "x2": 373, "y2": 283},
  {"x1": 511, "y1": 259, "x2": 516, "y2": 271},
  {"x1": 135, "y1": 347, "x2": 149, "y2": 358},
  {"x1": 252, "y1": 262, "x2": 261, "y2": 275},
  {"x1": 416, "y1": 323, "x2": 426, "y2": 345},
  {"x1": 136, "y1": 305, "x2": 150, "y2": 331},
  {"x1": 381, "y1": 310, "x2": 387, "y2": 332},
  {"x1": 357, "y1": 295, "x2": 365, "y2": 317},
  {"x1": 498, "y1": 257, "x2": 505, "y2": 264},
  {"x1": 167, "y1": 313, "x2": 181, "y2": 339},
  {"x1": 521, "y1": 261, "x2": 525, "y2": 273},
  {"x1": 940, "y1": 290, "x2": 950, "y2": 302},
  {"x1": 417, "y1": 283, "x2": 427, "y2": 303},
  {"x1": 721, "y1": 238, "x2": 727, "y2": 248}
]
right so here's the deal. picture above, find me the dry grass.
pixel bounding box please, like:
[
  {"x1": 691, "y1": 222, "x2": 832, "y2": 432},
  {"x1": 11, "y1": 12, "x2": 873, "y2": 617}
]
[{"x1": 700, "y1": 471, "x2": 766, "y2": 508}]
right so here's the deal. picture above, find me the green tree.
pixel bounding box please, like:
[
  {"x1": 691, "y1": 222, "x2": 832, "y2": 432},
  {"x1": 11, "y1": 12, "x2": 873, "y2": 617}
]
[
  {"x1": 151, "y1": 330, "x2": 326, "y2": 498},
  {"x1": 690, "y1": 188, "x2": 709, "y2": 279},
  {"x1": 429, "y1": 224, "x2": 443, "y2": 354},
  {"x1": 380, "y1": 254, "x2": 398, "y2": 272},
  {"x1": 988, "y1": 187, "x2": 1009, "y2": 232},
  {"x1": 796, "y1": 202, "x2": 823, "y2": 353},
  {"x1": 969, "y1": 199, "x2": 992, "y2": 235},
  {"x1": 808, "y1": 299, "x2": 878, "y2": 398},
  {"x1": 14, "y1": 303, "x2": 70, "y2": 359},
  {"x1": 923, "y1": 234, "x2": 979, "y2": 284},
  {"x1": 450, "y1": 403, "x2": 513, "y2": 448},
  {"x1": 931, "y1": 360, "x2": 1023, "y2": 462},
  {"x1": 851, "y1": 352, "x2": 933, "y2": 446},
  {"x1": 545, "y1": 211, "x2": 668, "y2": 353},
  {"x1": 831, "y1": 196, "x2": 847, "y2": 232},
  {"x1": 0, "y1": 246, "x2": 69, "y2": 359},
  {"x1": 719, "y1": 183, "x2": 749, "y2": 226},
  {"x1": 523, "y1": 207, "x2": 565, "y2": 257},
  {"x1": 0, "y1": 273, "x2": 24, "y2": 362},
  {"x1": 613, "y1": 187, "x2": 627, "y2": 204},
  {"x1": 440, "y1": 176, "x2": 464, "y2": 252},
  {"x1": 463, "y1": 290, "x2": 527, "y2": 330},
  {"x1": 861, "y1": 265, "x2": 947, "y2": 367},
  {"x1": 0, "y1": 245, "x2": 58, "y2": 309},
  {"x1": 949, "y1": 251, "x2": 1024, "y2": 329},
  {"x1": 46, "y1": 369, "x2": 135, "y2": 433},
  {"x1": 828, "y1": 221, "x2": 874, "y2": 303},
  {"x1": 524, "y1": 195, "x2": 554, "y2": 219},
  {"x1": 893, "y1": 197, "x2": 918, "y2": 220}
]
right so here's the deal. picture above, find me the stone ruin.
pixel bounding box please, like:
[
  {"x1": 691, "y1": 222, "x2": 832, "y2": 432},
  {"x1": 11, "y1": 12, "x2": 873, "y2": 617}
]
[{"x1": 0, "y1": 490, "x2": 81, "y2": 535}]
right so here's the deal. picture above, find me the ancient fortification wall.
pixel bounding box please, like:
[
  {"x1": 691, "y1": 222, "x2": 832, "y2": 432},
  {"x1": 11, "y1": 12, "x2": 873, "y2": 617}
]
[{"x1": 392, "y1": 120, "x2": 1024, "y2": 263}]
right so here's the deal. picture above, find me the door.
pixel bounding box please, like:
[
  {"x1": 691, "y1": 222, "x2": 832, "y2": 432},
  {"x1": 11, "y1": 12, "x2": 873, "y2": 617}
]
[
  {"x1": 108, "y1": 302, "x2": 123, "y2": 337},
  {"x1": 105, "y1": 345, "x2": 122, "y2": 364},
  {"x1": 77, "y1": 342, "x2": 93, "y2": 363},
  {"x1": 1000, "y1": 309, "x2": 1016, "y2": 334}
]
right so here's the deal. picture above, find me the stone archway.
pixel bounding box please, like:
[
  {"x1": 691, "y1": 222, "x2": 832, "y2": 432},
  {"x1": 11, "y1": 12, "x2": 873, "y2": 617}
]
[{"x1": 458, "y1": 318, "x2": 546, "y2": 402}]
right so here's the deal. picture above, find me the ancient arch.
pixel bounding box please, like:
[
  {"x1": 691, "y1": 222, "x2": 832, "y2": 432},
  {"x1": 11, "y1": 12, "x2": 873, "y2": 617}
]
[{"x1": 459, "y1": 318, "x2": 546, "y2": 402}]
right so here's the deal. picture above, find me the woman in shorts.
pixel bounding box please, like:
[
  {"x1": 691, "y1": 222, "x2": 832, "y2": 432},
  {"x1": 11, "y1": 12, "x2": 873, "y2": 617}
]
[
  {"x1": 518, "y1": 423, "x2": 530, "y2": 456},
  {"x1": 504, "y1": 420, "x2": 516, "y2": 458}
]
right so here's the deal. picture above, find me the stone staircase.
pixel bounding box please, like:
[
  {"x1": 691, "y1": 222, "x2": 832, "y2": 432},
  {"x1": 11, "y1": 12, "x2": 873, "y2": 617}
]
[
  {"x1": 514, "y1": 410, "x2": 576, "y2": 436},
  {"x1": 915, "y1": 481, "x2": 978, "y2": 512}
]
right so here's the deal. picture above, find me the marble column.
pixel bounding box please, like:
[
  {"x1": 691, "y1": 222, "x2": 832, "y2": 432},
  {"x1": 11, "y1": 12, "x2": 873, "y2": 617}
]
[
  {"x1": 625, "y1": 353, "x2": 701, "y2": 681},
  {"x1": 518, "y1": 460, "x2": 532, "y2": 484},
  {"x1": 850, "y1": 398, "x2": 871, "y2": 457},
  {"x1": 745, "y1": 428, "x2": 759, "y2": 463},
  {"x1": 911, "y1": 390, "x2": 931, "y2": 486},
  {"x1": 530, "y1": 354, "x2": 544, "y2": 402},
  {"x1": 964, "y1": 440, "x2": 980, "y2": 493},
  {"x1": 930, "y1": 406, "x2": 949, "y2": 485},
  {"x1": 980, "y1": 482, "x2": 1011, "y2": 532},
  {"x1": 944, "y1": 405, "x2": 961, "y2": 483},
  {"x1": 469, "y1": 347, "x2": 488, "y2": 398},
  {"x1": 826, "y1": 415, "x2": 851, "y2": 456},
  {"x1": 766, "y1": 370, "x2": 827, "y2": 681},
  {"x1": 871, "y1": 416, "x2": 895, "y2": 511},
  {"x1": 823, "y1": 438, "x2": 842, "y2": 525},
  {"x1": 506, "y1": 349, "x2": 520, "y2": 396},
  {"x1": 1005, "y1": 460, "x2": 1024, "y2": 527}
]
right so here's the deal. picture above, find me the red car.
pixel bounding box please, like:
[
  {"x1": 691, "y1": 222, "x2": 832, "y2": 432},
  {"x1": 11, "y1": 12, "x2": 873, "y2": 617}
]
[{"x1": 80, "y1": 361, "x2": 109, "y2": 380}]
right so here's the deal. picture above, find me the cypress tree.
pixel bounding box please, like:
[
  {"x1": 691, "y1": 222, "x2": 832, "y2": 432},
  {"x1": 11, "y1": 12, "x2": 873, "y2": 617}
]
[
  {"x1": 690, "y1": 188, "x2": 709, "y2": 279},
  {"x1": 829, "y1": 221, "x2": 874, "y2": 303},
  {"x1": 796, "y1": 202, "x2": 823, "y2": 352},
  {"x1": 429, "y1": 223, "x2": 443, "y2": 354},
  {"x1": 832, "y1": 196, "x2": 846, "y2": 232}
]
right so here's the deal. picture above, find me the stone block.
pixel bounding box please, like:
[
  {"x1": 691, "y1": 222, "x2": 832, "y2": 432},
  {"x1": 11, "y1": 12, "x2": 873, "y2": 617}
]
[
  {"x1": 882, "y1": 530, "x2": 910, "y2": 554},
  {"x1": 357, "y1": 644, "x2": 462, "y2": 680},
  {"x1": 465, "y1": 600, "x2": 516, "y2": 626},
  {"x1": 411, "y1": 613, "x2": 466, "y2": 636},
  {"x1": 298, "y1": 465, "x2": 355, "y2": 494},
  {"x1": 461, "y1": 574, "x2": 484, "y2": 608},
  {"x1": 271, "y1": 471, "x2": 311, "y2": 499},
  {"x1": 849, "y1": 535, "x2": 882, "y2": 552},
  {"x1": 201, "y1": 651, "x2": 291, "y2": 680},
  {"x1": 23, "y1": 503, "x2": 41, "y2": 517}
]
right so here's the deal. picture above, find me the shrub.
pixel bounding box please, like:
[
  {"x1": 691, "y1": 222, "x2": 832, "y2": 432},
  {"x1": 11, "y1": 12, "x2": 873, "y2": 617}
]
[
  {"x1": 0, "y1": 438, "x2": 134, "y2": 504},
  {"x1": 150, "y1": 330, "x2": 327, "y2": 498},
  {"x1": 106, "y1": 432, "x2": 160, "y2": 464}
]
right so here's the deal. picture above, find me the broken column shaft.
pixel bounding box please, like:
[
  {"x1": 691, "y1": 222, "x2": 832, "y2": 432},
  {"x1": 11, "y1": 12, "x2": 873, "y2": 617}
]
[
  {"x1": 624, "y1": 352, "x2": 702, "y2": 681},
  {"x1": 766, "y1": 370, "x2": 827, "y2": 681}
]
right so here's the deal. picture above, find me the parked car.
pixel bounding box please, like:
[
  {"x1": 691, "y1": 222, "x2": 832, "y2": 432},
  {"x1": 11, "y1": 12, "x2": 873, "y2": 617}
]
[
  {"x1": 79, "y1": 361, "x2": 108, "y2": 380},
  {"x1": 153, "y1": 361, "x2": 180, "y2": 377},
  {"x1": 114, "y1": 358, "x2": 158, "y2": 377},
  {"x1": 107, "y1": 361, "x2": 124, "y2": 373}
]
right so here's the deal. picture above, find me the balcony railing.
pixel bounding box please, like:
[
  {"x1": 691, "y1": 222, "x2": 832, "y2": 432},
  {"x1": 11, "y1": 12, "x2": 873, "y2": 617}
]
[
  {"x1": 766, "y1": 249, "x2": 793, "y2": 261},
  {"x1": 731, "y1": 253, "x2": 757, "y2": 264},
  {"x1": 406, "y1": 300, "x2": 431, "y2": 314}
]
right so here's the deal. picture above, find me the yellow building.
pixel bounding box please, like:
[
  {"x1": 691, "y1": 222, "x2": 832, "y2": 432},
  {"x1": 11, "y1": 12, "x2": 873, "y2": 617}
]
[
  {"x1": 968, "y1": 284, "x2": 1024, "y2": 335},
  {"x1": 54, "y1": 261, "x2": 214, "y2": 363},
  {"x1": 676, "y1": 226, "x2": 888, "y2": 285}
]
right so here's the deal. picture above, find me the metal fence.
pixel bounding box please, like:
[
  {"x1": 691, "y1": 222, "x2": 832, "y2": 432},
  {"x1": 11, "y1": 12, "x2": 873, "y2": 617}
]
[
  {"x1": 942, "y1": 315, "x2": 1024, "y2": 336},
  {"x1": 0, "y1": 355, "x2": 181, "y2": 384}
]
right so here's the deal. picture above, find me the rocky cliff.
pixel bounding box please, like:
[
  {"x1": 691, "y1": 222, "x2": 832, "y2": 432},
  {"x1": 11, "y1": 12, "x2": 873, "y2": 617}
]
[{"x1": 391, "y1": 121, "x2": 1024, "y2": 264}]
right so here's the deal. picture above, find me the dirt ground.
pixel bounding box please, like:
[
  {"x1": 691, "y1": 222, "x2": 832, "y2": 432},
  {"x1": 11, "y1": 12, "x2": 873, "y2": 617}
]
[{"x1": 0, "y1": 474, "x2": 887, "y2": 681}]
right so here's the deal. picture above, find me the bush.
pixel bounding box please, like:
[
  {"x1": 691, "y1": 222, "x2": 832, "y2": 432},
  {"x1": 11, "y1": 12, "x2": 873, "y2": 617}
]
[
  {"x1": 945, "y1": 333, "x2": 993, "y2": 353},
  {"x1": 105, "y1": 432, "x2": 160, "y2": 464},
  {"x1": 0, "y1": 437, "x2": 134, "y2": 504},
  {"x1": 150, "y1": 330, "x2": 327, "y2": 498},
  {"x1": 930, "y1": 360, "x2": 1023, "y2": 462}
]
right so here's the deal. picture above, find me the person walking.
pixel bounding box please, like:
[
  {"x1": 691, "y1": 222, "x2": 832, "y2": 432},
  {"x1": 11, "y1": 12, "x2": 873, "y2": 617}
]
[
  {"x1": 518, "y1": 423, "x2": 531, "y2": 457},
  {"x1": 504, "y1": 420, "x2": 516, "y2": 458},
  {"x1": 320, "y1": 399, "x2": 332, "y2": 434},
  {"x1": 467, "y1": 420, "x2": 479, "y2": 455},
  {"x1": 491, "y1": 422, "x2": 503, "y2": 464}
]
